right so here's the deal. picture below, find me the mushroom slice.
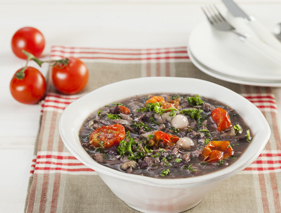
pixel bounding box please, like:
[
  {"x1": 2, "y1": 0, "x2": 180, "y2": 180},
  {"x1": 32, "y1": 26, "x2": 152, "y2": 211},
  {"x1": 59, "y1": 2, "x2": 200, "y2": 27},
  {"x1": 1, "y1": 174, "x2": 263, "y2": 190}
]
[
  {"x1": 120, "y1": 161, "x2": 138, "y2": 171},
  {"x1": 171, "y1": 115, "x2": 189, "y2": 129}
]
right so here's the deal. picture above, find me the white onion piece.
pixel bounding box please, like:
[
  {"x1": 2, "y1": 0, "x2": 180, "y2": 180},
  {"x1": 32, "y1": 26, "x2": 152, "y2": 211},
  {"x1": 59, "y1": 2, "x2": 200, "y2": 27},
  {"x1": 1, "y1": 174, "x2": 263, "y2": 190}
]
[
  {"x1": 161, "y1": 112, "x2": 173, "y2": 122},
  {"x1": 171, "y1": 114, "x2": 189, "y2": 129},
  {"x1": 176, "y1": 137, "x2": 194, "y2": 150}
]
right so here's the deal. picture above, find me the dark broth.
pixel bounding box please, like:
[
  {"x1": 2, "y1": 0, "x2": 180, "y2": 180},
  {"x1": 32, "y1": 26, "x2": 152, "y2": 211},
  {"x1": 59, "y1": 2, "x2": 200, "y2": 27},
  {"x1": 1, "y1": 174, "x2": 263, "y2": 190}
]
[{"x1": 79, "y1": 94, "x2": 251, "y2": 179}]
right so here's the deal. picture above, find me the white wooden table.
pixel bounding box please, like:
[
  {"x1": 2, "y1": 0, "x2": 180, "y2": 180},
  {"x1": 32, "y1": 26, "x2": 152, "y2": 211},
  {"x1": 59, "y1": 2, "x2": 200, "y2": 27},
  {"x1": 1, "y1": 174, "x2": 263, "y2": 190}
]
[{"x1": 1, "y1": 1, "x2": 281, "y2": 212}]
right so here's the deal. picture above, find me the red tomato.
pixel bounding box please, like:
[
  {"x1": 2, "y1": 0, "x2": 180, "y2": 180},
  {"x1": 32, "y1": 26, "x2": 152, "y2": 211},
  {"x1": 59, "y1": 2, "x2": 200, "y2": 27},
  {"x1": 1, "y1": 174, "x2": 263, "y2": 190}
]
[
  {"x1": 119, "y1": 106, "x2": 130, "y2": 114},
  {"x1": 52, "y1": 57, "x2": 89, "y2": 94},
  {"x1": 89, "y1": 124, "x2": 125, "y2": 148},
  {"x1": 10, "y1": 67, "x2": 47, "y2": 104},
  {"x1": 154, "y1": 131, "x2": 179, "y2": 146},
  {"x1": 202, "y1": 141, "x2": 234, "y2": 163},
  {"x1": 11, "y1": 27, "x2": 45, "y2": 59},
  {"x1": 145, "y1": 96, "x2": 165, "y2": 105},
  {"x1": 211, "y1": 108, "x2": 232, "y2": 131}
]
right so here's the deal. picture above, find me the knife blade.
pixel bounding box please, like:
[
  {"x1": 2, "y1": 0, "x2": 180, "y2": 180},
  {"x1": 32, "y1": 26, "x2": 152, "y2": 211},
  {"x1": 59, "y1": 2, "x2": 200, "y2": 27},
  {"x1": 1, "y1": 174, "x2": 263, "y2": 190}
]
[
  {"x1": 221, "y1": 0, "x2": 251, "y2": 21},
  {"x1": 222, "y1": 0, "x2": 281, "y2": 52}
]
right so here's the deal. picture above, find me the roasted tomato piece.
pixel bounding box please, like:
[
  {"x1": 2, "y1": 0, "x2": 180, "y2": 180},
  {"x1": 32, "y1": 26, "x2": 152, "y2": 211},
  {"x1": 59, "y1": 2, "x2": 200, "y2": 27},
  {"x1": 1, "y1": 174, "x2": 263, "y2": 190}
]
[
  {"x1": 202, "y1": 141, "x2": 234, "y2": 163},
  {"x1": 211, "y1": 107, "x2": 232, "y2": 131},
  {"x1": 162, "y1": 102, "x2": 175, "y2": 110},
  {"x1": 168, "y1": 97, "x2": 181, "y2": 108},
  {"x1": 154, "y1": 131, "x2": 179, "y2": 146},
  {"x1": 118, "y1": 106, "x2": 130, "y2": 114},
  {"x1": 89, "y1": 124, "x2": 125, "y2": 148},
  {"x1": 145, "y1": 96, "x2": 165, "y2": 105}
]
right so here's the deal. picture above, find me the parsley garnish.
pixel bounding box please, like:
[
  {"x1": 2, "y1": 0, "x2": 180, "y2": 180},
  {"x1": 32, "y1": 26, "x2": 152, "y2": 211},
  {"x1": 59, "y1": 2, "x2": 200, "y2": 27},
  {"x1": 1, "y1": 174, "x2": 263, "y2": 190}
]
[
  {"x1": 200, "y1": 162, "x2": 207, "y2": 165},
  {"x1": 97, "y1": 109, "x2": 102, "y2": 116},
  {"x1": 234, "y1": 124, "x2": 243, "y2": 134},
  {"x1": 160, "y1": 169, "x2": 170, "y2": 177},
  {"x1": 147, "y1": 134, "x2": 154, "y2": 140},
  {"x1": 170, "y1": 126, "x2": 179, "y2": 133},
  {"x1": 169, "y1": 109, "x2": 178, "y2": 117},
  {"x1": 151, "y1": 152, "x2": 160, "y2": 158},
  {"x1": 137, "y1": 102, "x2": 178, "y2": 115},
  {"x1": 180, "y1": 108, "x2": 203, "y2": 124},
  {"x1": 107, "y1": 113, "x2": 121, "y2": 119},
  {"x1": 133, "y1": 122, "x2": 152, "y2": 131},
  {"x1": 162, "y1": 157, "x2": 172, "y2": 167},
  {"x1": 199, "y1": 129, "x2": 209, "y2": 132},
  {"x1": 185, "y1": 164, "x2": 197, "y2": 172},
  {"x1": 187, "y1": 94, "x2": 203, "y2": 106},
  {"x1": 204, "y1": 138, "x2": 210, "y2": 145},
  {"x1": 174, "y1": 158, "x2": 182, "y2": 163},
  {"x1": 246, "y1": 130, "x2": 252, "y2": 142},
  {"x1": 217, "y1": 159, "x2": 224, "y2": 166},
  {"x1": 144, "y1": 145, "x2": 152, "y2": 153},
  {"x1": 112, "y1": 102, "x2": 125, "y2": 106},
  {"x1": 137, "y1": 102, "x2": 162, "y2": 113},
  {"x1": 149, "y1": 114, "x2": 160, "y2": 125},
  {"x1": 171, "y1": 95, "x2": 181, "y2": 100},
  {"x1": 98, "y1": 141, "x2": 105, "y2": 148},
  {"x1": 158, "y1": 148, "x2": 166, "y2": 152}
]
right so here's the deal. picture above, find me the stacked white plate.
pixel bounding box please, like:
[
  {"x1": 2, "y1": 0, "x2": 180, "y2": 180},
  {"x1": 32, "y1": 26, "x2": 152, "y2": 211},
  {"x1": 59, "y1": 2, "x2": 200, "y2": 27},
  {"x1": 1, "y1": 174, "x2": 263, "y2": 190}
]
[{"x1": 188, "y1": 18, "x2": 281, "y2": 87}]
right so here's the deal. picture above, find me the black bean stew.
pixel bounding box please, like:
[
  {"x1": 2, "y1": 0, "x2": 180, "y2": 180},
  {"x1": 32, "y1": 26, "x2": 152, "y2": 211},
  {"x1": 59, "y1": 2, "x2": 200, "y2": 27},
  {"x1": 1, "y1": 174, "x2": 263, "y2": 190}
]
[{"x1": 79, "y1": 94, "x2": 252, "y2": 179}]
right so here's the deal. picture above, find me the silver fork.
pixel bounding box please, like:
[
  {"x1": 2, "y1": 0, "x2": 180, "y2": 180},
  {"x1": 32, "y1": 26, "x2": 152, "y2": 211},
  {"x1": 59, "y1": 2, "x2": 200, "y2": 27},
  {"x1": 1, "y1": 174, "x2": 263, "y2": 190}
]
[{"x1": 202, "y1": 5, "x2": 281, "y2": 67}]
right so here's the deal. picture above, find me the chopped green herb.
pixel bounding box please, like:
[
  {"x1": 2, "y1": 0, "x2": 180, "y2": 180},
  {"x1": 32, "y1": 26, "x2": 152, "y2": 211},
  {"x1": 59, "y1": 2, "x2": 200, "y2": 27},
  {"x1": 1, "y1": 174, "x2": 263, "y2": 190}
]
[
  {"x1": 169, "y1": 109, "x2": 178, "y2": 117},
  {"x1": 144, "y1": 145, "x2": 153, "y2": 153},
  {"x1": 205, "y1": 133, "x2": 210, "y2": 137},
  {"x1": 137, "y1": 102, "x2": 162, "y2": 113},
  {"x1": 162, "y1": 157, "x2": 172, "y2": 167},
  {"x1": 204, "y1": 138, "x2": 210, "y2": 145},
  {"x1": 97, "y1": 109, "x2": 102, "y2": 116},
  {"x1": 160, "y1": 169, "x2": 170, "y2": 177},
  {"x1": 133, "y1": 122, "x2": 152, "y2": 131},
  {"x1": 199, "y1": 129, "x2": 209, "y2": 132},
  {"x1": 170, "y1": 127, "x2": 179, "y2": 133},
  {"x1": 98, "y1": 141, "x2": 105, "y2": 148},
  {"x1": 171, "y1": 95, "x2": 181, "y2": 100},
  {"x1": 118, "y1": 132, "x2": 144, "y2": 160},
  {"x1": 174, "y1": 158, "x2": 182, "y2": 163},
  {"x1": 180, "y1": 108, "x2": 203, "y2": 124},
  {"x1": 234, "y1": 124, "x2": 243, "y2": 134},
  {"x1": 147, "y1": 134, "x2": 154, "y2": 140},
  {"x1": 200, "y1": 162, "x2": 207, "y2": 165},
  {"x1": 137, "y1": 102, "x2": 178, "y2": 116},
  {"x1": 112, "y1": 102, "x2": 125, "y2": 106},
  {"x1": 158, "y1": 148, "x2": 166, "y2": 152},
  {"x1": 187, "y1": 94, "x2": 204, "y2": 106},
  {"x1": 151, "y1": 152, "x2": 160, "y2": 158},
  {"x1": 227, "y1": 145, "x2": 231, "y2": 148},
  {"x1": 107, "y1": 113, "x2": 121, "y2": 119},
  {"x1": 185, "y1": 164, "x2": 197, "y2": 172},
  {"x1": 149, "y1": 114, "x2": 160, "y2": 125},
  {"x1": 246, "y1": 130, "x2": 252, "y2": 142},
  {"x1": 217, "y1": 159, "x2": 224, "y2": 166}
]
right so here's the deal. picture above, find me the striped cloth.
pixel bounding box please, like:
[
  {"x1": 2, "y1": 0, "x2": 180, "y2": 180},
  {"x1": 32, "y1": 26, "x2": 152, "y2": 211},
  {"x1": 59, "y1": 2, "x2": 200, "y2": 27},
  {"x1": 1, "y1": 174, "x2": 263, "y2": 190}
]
[{"x1": 25, "y1": 46, "x2": 281, "y2": 213}]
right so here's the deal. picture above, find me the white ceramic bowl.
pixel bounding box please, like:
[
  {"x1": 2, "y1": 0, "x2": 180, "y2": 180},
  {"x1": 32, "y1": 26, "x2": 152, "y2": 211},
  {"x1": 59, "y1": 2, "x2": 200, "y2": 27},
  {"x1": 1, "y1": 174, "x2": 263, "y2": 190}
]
[{"x1": 59, "y1": 77, "x2": 270, "y2": 213}]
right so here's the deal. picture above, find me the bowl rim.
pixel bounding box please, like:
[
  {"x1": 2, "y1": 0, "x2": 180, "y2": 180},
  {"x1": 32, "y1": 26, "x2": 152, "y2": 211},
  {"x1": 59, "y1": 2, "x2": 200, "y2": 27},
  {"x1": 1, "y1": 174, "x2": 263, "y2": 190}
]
[{"x1": 59, "y1": 77, "x2": 271, "y2": 187}]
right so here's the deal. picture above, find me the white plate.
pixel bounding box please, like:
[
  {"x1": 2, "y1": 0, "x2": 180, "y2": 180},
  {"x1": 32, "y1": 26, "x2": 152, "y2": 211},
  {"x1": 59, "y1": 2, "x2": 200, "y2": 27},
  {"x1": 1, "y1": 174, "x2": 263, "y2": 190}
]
[
  {"x1": 189, "y1": 19, "x2": 281, "y2": 81},
  {"x1": 189, "y1": 49, "x2": 281, "y2": 87}
]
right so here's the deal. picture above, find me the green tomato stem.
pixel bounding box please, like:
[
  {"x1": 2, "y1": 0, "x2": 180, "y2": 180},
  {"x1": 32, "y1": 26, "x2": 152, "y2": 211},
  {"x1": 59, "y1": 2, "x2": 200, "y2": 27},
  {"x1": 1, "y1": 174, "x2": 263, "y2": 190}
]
[{"x1": 16, "y1": 50, "x2": 69, "y2": 80}]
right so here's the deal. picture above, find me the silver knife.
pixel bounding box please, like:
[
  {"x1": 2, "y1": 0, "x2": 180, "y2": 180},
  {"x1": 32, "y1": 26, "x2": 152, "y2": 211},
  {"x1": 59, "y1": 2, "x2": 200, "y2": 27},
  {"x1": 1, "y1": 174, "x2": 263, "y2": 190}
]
[{"x1": 222, "y1": 0, "x2": 281, "y2": 52}]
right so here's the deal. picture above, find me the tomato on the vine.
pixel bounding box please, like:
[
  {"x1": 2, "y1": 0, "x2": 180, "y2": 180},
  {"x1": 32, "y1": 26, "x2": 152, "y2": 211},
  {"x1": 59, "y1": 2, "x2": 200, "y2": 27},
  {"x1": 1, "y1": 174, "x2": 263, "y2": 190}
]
[
  {"x1": 10, "y1": 67, "x2": 47, "y2": 104},
  {"x1": 11, "y1": 27, "x2": 45, "y2": 59},
  {"x1": 52, "y1": 57, "x2": 89, "y2": 94}
]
